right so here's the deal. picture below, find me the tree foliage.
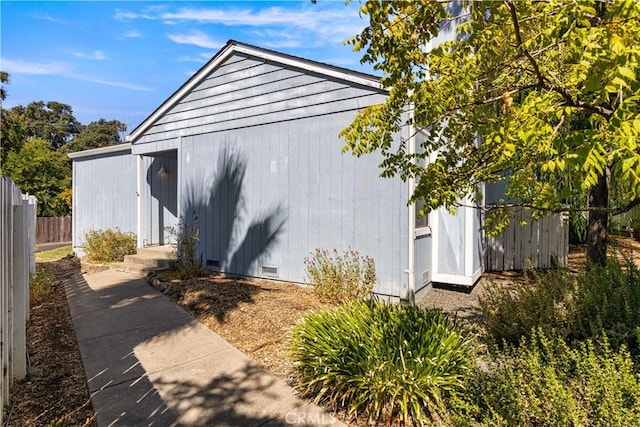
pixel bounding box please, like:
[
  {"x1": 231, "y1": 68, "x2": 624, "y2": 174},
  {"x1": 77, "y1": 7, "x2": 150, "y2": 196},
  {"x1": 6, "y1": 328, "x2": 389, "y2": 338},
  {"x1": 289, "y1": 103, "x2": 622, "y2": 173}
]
[
  {"x1": 62, "y1": 118, "x2": 126, "y2": 154},
  {"x1": 12, "y1": 101, "x2": 82, "y2": 150},
  {"x1": 342, "y1": 0, "x2": 640, "y2": 264},
  {"x1": 3, "y1": 137, "x2": 72, "y2": 216}
]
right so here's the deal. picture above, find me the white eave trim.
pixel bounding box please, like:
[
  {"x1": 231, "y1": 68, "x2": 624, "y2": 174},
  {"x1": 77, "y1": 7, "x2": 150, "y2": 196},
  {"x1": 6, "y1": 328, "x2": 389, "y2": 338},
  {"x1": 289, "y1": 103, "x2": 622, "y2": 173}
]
[
  {"x1": 67, "y1": 143, "x2": 132, "y2": 159},
  {"x1": 127, "y1": 41, "x2": 383, "y2": 144}
]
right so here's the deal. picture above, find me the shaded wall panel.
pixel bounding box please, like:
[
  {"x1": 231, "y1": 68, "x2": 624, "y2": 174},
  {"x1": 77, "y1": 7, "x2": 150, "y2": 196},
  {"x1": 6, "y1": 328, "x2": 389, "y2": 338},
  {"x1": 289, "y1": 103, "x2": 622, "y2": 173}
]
[{"x1": 72, "y1": 150, "x2": 137, "y2": 256}]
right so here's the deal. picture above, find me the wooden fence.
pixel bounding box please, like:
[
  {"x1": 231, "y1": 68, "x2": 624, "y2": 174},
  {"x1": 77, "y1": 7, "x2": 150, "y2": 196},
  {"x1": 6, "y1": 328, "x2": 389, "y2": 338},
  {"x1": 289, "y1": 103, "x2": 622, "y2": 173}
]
[
  {"x1": 36, "y1": 216, "x2": 72, "y2": 244},
  {"x1": 485, "y1": 209, "x2": 569, "y2": 271},
  {"x1": 1, "y1": 176, "x2": 36, "y2": 425}
]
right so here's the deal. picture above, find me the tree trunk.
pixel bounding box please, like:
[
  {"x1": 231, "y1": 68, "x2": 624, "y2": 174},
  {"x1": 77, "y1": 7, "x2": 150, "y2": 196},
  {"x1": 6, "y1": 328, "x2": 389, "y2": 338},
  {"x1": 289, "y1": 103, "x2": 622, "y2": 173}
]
[{"x1": 586, "y1": 170, "x2": 609, "y2": 267}]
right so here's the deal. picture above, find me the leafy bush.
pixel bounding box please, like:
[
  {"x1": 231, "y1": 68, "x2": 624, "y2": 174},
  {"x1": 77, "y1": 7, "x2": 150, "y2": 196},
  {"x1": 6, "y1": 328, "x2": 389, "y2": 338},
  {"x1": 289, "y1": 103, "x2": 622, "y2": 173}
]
[
  {"x1": 481, "y1": 259, "x2": 640, "y2": 356},
  {"x1": 304, "y1": 248, "x2": 376, "y2": 303},
  {"x1": 291, "y1": 300, "x2": 476, "y2": 425},
  {"x1": 83, "y1": 228, "x2": 136, "y2": 263},
  {"x1": 166, "y1": 216, "x2": 203, "y2": 278},
  {"x1": 30, "y1": 269, "x2": 54, "y2": 304},
  {"x1": 462, "y1": 330, "x2": 640, "y2": 426}
]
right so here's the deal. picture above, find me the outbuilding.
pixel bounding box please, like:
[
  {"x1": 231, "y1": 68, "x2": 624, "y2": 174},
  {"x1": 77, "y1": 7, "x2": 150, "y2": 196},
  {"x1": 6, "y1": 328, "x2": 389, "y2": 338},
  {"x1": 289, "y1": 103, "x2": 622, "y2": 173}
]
[{"x1": 70, "y1": 40, "x2": 567, "y2": 301}]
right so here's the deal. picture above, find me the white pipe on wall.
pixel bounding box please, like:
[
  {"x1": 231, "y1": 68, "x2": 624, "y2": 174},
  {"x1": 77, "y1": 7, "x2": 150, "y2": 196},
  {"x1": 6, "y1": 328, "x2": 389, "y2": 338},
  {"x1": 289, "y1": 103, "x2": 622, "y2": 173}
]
[{"x1": 407, "y1": 103, "x2": 416, "y2": 304}]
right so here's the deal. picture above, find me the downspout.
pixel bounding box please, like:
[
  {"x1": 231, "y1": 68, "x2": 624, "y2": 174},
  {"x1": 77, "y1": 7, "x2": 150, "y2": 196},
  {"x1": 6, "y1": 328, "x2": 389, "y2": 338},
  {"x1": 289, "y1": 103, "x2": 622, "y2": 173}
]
[
  {"x1": 136, "y1": 154, "x2": 143, "y2": 248},
  {"x1": 406, "y1": 102, "x2": 416, "y2": 304}
]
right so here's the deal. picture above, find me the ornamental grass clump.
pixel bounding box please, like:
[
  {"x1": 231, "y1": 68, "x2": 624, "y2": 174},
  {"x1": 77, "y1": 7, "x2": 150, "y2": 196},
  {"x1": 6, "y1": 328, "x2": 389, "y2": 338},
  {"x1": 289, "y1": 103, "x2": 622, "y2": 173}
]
[
  {"x1": 83, "y1": 228, "x2": 136, "y2": 263},
  {"x1": 304, "y1": 248, "x2": 376, "y2": 303},
  {"x1": 291, "y1": 300, "x2": 476, "y2": 425}
]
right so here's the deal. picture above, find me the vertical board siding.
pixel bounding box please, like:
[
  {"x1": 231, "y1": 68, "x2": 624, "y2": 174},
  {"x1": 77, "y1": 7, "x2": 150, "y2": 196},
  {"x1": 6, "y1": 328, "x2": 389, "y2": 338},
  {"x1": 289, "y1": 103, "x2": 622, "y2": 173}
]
[
  {"x1": 36, "y1": 216, "x2": 72, "y2": 243},
  {"x1": 0, "y1": 177, "x2": 36, "y2": 425},
  {"x1": 72, "y1": 150, "x2": 138, "y2": 255},
  {"x1": 485, "y1": 209, "x2": 569, "y2": 271},
  {"x1": 132, "y1": 50, "x2": 408, "y2": 297},
  {"x1": 179, "y1": 110, "x2": 408, "y2": 297}
]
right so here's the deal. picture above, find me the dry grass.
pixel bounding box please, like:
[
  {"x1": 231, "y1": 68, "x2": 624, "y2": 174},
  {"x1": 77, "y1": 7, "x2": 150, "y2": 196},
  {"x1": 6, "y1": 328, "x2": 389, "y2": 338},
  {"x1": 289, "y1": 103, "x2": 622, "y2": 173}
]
[{"x1": 163, "y1": 276, "x2": 334, "y2": 380}]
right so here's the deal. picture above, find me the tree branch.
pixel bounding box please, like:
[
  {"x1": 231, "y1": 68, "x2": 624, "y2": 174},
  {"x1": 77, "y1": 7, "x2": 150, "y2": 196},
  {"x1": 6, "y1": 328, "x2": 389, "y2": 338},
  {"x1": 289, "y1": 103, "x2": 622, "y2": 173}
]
[
  {"x1": 612, "y1": 197, "x2": 640, "y2": 216},
  {"x1": 504, "y1": 0, "x2": 614, "y2": 119}
]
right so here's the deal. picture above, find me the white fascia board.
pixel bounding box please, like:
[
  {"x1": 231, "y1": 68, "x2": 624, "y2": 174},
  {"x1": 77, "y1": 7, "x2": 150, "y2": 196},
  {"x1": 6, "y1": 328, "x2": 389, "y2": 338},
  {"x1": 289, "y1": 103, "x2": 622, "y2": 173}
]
[
  {"x1": 232, "y1": 44, "x2": 382, "y2": 90},
  {"x1": 67, "y1": 143, "x2": 132, "y2": 159},
  {"x1": 128, "y1": 45, "x2": 236, "y2": 143}
]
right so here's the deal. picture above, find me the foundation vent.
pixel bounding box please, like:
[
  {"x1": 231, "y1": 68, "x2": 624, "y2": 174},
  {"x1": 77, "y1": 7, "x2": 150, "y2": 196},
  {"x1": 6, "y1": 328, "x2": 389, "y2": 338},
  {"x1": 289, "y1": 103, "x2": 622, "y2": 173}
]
[
  {"x1": 262, "y1": 265, "x2": 279, "y2": 278},
  {"x1": 206, "y1": 259, "x2": 220, "y2": 270},
  {"x1": 422, "y1": 269, "x2": 431, "y2": 285}
]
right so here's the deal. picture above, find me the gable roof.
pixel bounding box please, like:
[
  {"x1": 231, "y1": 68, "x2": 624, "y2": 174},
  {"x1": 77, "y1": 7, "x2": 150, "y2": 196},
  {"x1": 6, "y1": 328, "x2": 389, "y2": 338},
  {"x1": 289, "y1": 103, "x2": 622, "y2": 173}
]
[{"x1": 127, "y1": 40, "x2": 383, "y2": 143}]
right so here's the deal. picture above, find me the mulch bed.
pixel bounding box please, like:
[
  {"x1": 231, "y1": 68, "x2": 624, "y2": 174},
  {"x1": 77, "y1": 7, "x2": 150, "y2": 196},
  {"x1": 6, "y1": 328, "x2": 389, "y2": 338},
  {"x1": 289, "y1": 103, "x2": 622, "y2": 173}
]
[
  {"x1": 6, "y1": 258, "x2": 95, "y2": 427},
  {"x1": 163, "y1": 275, "x2": 334, "y2": 381}
]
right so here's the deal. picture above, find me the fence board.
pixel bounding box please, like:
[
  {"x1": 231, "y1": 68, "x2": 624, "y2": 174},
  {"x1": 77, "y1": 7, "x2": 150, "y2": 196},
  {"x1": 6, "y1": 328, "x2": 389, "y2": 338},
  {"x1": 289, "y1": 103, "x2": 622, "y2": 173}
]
[
  {"x1": 36, "y1": 216, "x2": 72, "y2": 243},
  {"x1": 485, "y1": 208, "x2": 568, "y2": 271},
  {"x1": 0, "y1": 177, "x2": 36, "y2": 425}
]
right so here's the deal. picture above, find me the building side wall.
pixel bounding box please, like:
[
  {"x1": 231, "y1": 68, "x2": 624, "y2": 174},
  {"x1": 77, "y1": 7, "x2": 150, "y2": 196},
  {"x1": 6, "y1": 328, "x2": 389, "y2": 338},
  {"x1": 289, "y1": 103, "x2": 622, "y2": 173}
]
[
  {"x1": 72, "y1": 150, "x2": 137, "y2": 256},
  {"x1": 178, "y1": 111, "x2": 409, "y2": 298}
]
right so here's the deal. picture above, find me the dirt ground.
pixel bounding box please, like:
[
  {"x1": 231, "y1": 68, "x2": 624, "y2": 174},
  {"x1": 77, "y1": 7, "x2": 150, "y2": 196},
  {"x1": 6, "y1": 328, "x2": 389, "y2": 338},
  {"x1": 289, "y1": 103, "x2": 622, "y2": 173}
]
[{"x1": 6, "y1": 258, "x2": 96, "y2": 427}]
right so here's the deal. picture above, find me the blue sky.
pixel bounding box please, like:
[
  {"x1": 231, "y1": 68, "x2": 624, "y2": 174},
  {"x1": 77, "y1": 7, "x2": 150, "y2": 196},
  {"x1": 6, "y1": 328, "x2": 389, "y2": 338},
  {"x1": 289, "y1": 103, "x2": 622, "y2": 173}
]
[{"x1": 0, "y1": 1, "x2": 372, "y2": 131}]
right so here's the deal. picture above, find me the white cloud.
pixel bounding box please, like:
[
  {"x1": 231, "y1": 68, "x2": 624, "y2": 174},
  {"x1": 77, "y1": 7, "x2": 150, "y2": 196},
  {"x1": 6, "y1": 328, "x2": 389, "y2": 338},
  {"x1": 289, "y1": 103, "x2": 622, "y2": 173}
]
[
  {"x1": 72, "y1": 50, "x2": 107, "y2": 60},
  {"x1": 167, "y1": 31, "x2": 224, "y2": 49},
  {"x1": 2, "y1": 58, "x2": 153, "y2": 92},
  {"x1": 32, "y1": 14, "x2": 70, "y2": 25},
  {"x1": 113, "y1": 4, "x2": 366, "y2": 48},
  {"x1": 176, "y1": 53, "x2": 213, "y2": 63},
  {"x1": 122, "y1": 30, "x2": 142, "y2": 38}
]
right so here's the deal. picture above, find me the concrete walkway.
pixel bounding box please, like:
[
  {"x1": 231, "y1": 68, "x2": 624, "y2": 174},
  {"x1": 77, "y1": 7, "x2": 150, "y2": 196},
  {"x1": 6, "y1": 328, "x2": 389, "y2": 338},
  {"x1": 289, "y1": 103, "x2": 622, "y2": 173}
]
[{"x1": 65, "y1": 270, "x2": 343, "y2": 426}]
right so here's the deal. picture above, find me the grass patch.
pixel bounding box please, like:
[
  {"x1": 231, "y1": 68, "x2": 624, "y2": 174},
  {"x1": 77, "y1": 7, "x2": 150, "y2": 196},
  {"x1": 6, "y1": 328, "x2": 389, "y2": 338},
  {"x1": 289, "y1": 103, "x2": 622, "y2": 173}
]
[
  {"x1": 30, "y1": 269, "x2": 55, "y2": 304},
  {"x1": 35, "y1": 245, "x2": 73, "y2": 262}
]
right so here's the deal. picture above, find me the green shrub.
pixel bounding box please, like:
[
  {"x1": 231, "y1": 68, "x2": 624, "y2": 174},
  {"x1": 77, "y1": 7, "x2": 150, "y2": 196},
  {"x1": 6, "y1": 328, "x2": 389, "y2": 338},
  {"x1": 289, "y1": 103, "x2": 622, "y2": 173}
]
[
  {"x1": 166, "y1": 216, "x2": 203, "y2": 278},
  {"x1": 30, "y1": 269, "x2": 54, "y2": 304},
  {"x1": 463, "y1": 330, "x2": 640, "y2": 426},
  {"x1": 83, "y1": 228, "x2": 136, "y2": 263},
  {"x1": 480, "y1": 268, "x2": 576, "y2": 348},
  {"x1": 291, "y1": 300, "x2": 476, "y2": 425},
  {"x1": 304, "y1": 248, "x2": 376, "y2": 303},
  {"x1": 481, "y1": 259, "x2": 640, "y2": 356}
]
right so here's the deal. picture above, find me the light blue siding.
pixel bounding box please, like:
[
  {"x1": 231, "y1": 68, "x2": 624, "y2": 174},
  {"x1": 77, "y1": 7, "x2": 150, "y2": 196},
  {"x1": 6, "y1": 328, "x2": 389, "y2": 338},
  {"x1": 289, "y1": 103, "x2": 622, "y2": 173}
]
[
  {"x1": 72, "y1": 149, "x2": 137, "y2": 256},
  {"x1": 177, "y1": 111, "x2": 408, "y2": 296}
]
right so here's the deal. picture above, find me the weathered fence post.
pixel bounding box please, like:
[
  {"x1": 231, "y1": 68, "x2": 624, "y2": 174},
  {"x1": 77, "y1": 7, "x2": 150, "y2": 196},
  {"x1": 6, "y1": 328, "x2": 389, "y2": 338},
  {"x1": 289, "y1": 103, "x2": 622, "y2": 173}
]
[
  {"x1": 0, "y1": 177, "x2": 36, "y2": 425},
  {"x1": 12, "y1": 199, "x2": 27, "y2": 381}
]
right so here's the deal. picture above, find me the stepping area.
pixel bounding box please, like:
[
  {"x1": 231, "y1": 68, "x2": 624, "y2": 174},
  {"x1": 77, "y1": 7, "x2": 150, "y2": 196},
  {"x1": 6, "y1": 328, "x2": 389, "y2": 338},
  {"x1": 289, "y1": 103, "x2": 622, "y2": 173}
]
[{"x1": 65, "y1": 269, "x2": 342, "y2": 426}]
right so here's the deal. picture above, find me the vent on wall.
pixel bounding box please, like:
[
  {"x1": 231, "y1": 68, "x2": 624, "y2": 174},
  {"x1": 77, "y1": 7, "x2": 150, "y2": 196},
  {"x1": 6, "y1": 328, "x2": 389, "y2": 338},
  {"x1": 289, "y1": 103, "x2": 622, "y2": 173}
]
[
  {"x1": 206, "y1": 259, "x2": 220, "y2": 270},
  {"x1": 262, "y1": 265, "x2": 279, "y2": 278},
  {"x1": 422, "y1": 269, "x2": 431, "y2": 286}
]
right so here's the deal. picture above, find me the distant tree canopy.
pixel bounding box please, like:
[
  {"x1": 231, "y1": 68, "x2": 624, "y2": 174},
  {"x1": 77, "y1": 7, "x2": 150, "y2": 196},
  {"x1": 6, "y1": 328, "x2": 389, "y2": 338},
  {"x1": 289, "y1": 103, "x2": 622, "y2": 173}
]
[
  {"x1": 0, "y1": 71, "x2": 129, "y2": 215},
  {"x1": 62, "y1": 119, "x2": 126, "y2": 154}
]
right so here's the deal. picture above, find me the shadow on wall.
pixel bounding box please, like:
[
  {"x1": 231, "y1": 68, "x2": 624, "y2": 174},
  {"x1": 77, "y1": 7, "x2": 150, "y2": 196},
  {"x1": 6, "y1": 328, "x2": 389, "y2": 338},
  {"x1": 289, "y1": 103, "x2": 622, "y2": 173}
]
[{"x1": 183, "y1": 147, "x2": 286, "y2": 277}]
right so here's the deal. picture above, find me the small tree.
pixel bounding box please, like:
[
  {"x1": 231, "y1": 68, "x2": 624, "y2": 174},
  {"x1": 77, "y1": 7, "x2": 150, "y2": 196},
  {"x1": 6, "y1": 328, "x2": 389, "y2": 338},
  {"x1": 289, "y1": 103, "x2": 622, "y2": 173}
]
[
  {"x1": 342, "y1": 0, "x2": 640, "y2": 266},
  {"x1": 3, "y1": 137, "x2": 71, "y2": 216}
]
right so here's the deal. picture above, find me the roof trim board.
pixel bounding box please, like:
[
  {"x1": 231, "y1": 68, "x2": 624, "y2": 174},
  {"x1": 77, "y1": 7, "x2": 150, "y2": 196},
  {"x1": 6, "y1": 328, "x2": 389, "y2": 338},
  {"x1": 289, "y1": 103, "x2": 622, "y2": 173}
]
[
  {"x1": 67, "y1": 142, "x2": 132, "y2": 159},
  {"x1": 127, "y1": 40, "x2": 383, "y2": 143}
]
